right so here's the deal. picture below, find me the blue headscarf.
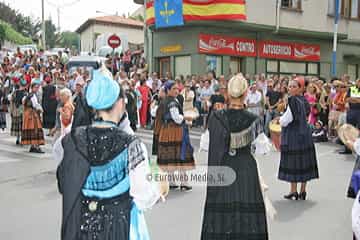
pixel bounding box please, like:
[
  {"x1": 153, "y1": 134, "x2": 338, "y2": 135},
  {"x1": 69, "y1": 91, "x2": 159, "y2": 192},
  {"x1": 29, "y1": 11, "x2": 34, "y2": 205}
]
[
  {"x1": 86, "y1": 67, "x2": 120, "y2": 110},
  {"x1": 164, "y1": 80, "x2": 176, "y2": 93},
  {"x1": 31, "y1": 78, "x2": 41, "y2": 86}
]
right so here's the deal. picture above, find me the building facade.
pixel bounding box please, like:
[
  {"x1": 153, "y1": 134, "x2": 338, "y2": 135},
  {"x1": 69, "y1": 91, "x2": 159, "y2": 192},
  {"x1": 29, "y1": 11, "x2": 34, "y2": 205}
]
[
  {"x1": 137, "y1": 0, "x2": 360, "y2": 80},
  {"x1": 76, "y1": 16, "x2": 144, "y2": 53}
]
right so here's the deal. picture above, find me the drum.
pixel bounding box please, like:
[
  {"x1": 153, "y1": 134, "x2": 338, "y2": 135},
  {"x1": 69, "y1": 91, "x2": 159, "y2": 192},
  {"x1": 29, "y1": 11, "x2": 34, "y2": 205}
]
[{"x1": 269, "y1": 120, "x2": 281, "y2": 151}]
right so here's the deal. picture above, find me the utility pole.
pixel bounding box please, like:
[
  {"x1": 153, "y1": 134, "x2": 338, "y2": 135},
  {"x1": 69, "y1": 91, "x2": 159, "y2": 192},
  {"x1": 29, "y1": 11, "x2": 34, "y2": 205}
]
[
  {"x1": 332, "y1": 0, "x2": 340, "y2": 77},
  {"x1": 57, "y1": 7, "x2": 60, "y2": 32},
  {"x1": 42, "y1": 0, "x2": 46, "y2": 49}
]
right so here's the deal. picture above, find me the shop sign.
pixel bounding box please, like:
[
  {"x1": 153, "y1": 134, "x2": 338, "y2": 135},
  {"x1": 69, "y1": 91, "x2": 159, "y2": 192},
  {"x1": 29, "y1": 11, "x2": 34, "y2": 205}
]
[
  {"x1": 160, "y1": 44, "x2": 183, "y2": 53},
  {"x1": 198, "y1": 34, "x2": 256, "y2": 57},
  {"x1": 258, "y1": 40, "x2": 320, "y2": 61}
]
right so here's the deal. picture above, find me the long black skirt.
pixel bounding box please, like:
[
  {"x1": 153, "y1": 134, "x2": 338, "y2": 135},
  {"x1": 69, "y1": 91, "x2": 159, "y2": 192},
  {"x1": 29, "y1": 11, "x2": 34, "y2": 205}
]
[
  {"x1": 0, "y1": 111, "x2": 6, "y2": 129},
  {"x1": 78, "y1": 192, "x2": 131, "y2": 240},
  {"x1": 278, "y1": 129, "x2": 319, "y2": 183},
  {"x1": 201, "y1": 148, "x2": 268, "y2": 240}
]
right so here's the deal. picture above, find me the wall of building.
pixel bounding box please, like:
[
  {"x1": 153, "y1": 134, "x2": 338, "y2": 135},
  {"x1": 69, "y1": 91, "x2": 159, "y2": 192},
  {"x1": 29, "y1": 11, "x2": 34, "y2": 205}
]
[
  {"x1": 80, "y1": 23, "x2": 144, "y2": 52},
  {"x1": 246, "y1": 0, "x2": 360, "y2": 40}
]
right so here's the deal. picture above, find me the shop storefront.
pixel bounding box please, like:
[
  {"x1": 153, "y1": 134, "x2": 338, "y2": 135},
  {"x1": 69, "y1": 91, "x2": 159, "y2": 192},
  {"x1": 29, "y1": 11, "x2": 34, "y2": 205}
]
[{"x1": 147, "y1": 23, "x2": 360, "y2": 81}]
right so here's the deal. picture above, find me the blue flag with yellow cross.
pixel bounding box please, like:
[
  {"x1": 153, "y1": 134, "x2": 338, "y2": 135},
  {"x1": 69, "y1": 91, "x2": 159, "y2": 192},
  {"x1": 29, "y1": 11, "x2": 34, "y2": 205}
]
[{"x1": 154, "y1": 0, "x2": 184, "y2": 28}]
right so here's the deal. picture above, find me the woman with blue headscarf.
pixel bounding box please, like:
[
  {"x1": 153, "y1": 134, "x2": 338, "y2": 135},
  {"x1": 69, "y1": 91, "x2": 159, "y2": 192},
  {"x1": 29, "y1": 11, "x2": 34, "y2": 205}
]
[
  {"x1": 157, "y1": 80, "x2": 195, "y2": 192},
  {"x1": 54, "y1": 66, "x2": 166, "y2": 240}
]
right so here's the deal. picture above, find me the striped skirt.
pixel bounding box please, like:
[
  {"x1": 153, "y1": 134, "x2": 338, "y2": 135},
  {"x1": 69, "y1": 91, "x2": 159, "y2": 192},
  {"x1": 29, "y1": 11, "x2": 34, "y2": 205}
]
[
  {"x1": 21, "y1": 108, "x2": 45, "y2": 146},
  {"x1": 157, "y1": 122, "x2": 195, "y2": 171},
  {"x1": 11, "y1": 115, "x2": 22, "y2": 137}
]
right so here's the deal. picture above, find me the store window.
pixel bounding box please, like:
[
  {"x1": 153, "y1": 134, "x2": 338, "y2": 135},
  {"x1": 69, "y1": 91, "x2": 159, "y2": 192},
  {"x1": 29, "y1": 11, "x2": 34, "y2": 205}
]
[
  {"x1": 266, "y1": 60, "x2": 320, "y2": 76},
  {"x1": 308, "y1": 63, "x2": 319, "y2": 75},
  {"x1": 230, "y1": 57, "x2": 242, "y2": 75},
  {"x1": 175, "y1": 55, "x2": 191, "y2": 78},
  {"x1": 281, "y1": 0, "x2": 302, "y2": 10},
  {"x1": 280, "y1": 61, "x2": 306, "y2": 74},
  {"x1": 206, "y1": 55, "x2": 222, "y2": 78},
  {"x1": 348, "y1": 64, "x2": 359, "y2": 81}
]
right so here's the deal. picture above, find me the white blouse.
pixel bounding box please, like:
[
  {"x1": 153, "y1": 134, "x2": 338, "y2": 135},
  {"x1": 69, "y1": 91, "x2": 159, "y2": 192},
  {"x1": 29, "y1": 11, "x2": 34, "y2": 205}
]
[
  {"x1": 354, "y1": 139, "x2": 360, "y2": 156},
  {"x1": 279, "y1": 105, "x2": 294, "y2": 127}
]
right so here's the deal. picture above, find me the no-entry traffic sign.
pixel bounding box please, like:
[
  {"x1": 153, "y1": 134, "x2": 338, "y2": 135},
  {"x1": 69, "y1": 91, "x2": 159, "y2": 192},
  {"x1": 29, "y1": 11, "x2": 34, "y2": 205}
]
[{"x1": 107, "y1": 34, "x2": 121, "y2": 49}]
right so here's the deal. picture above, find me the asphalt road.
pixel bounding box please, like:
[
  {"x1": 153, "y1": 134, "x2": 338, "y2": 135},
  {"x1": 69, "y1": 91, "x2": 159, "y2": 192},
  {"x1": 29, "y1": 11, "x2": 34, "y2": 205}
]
[{"x1": 0, "y1": 117, "x2": 355, "y2": 240}]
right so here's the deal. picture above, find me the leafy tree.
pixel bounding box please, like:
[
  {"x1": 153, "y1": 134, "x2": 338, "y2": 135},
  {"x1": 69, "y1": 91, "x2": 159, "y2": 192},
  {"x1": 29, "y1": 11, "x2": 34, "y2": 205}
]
[
  {"x1": 58, "y1": 31, "x2": 80, "y2": 50},
  {"x1": 45, "y1": 18, "x2": 58, "y2": 48},
  {"x1": 0, "y1": 25, "x2": 5, "y2": 48},
  {"x1": 130, "y1": 15, "x2": 144, "y2": 22}
]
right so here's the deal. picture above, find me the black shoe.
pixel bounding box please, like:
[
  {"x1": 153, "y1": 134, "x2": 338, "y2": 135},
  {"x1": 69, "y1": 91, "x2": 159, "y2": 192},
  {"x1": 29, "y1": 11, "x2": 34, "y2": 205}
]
[
  {"x1": 299, "y1": 192, "x2": 307, "y2": 200},
  {"x1": 339, "y1": 150, "x2": 352, "y2": 155},
  {"x1": 35, "y1": 148, "x2": 45, "y2": 154},
  {"x1": 169, "y1": 185, "x2": 180, "y2": 190},
  {"x1": 284, "y1": 192, "x2": 299, "y2": 200},
  {"x1": 180, "y1": 186, "x2": 193, "y2": 192},
  {"x1": 16, "y1": 140, "x2": 20, "y2": 145},
  {"x1": 29, "y1": 147, "x2": 36, "y2": 153}
]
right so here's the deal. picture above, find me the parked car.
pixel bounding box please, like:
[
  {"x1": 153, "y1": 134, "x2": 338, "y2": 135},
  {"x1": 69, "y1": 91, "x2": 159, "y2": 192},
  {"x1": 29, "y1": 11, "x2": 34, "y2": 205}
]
[{"x1": 66, "y1": 56, "x2": 107, "y2": 80}]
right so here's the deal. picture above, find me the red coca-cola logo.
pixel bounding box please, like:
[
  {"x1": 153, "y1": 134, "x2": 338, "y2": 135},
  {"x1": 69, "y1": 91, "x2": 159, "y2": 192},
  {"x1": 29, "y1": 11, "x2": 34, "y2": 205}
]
[{"x1": 208, "y1": 38, "x2": 227, "y2": 49}]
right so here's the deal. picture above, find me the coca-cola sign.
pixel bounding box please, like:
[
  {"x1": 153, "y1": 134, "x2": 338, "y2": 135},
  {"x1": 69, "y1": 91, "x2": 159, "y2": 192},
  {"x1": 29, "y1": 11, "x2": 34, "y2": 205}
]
[
  {"x1": 198, "y1": 34, "x2": 257, "y2": 57},
  {"x1": 259, "y1": 40, "x2": 320, "y2": 61},
  {"x1": 198, "y1": 34, "x2": 320, "y2": 61}
]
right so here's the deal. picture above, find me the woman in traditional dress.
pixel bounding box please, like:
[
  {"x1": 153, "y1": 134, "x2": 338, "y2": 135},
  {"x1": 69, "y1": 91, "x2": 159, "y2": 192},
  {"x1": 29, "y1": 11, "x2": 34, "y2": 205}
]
[
  {"x1": 278, "y1": 77, "x2": 319, "y2": 200},
  {"x1": 0, "y1": 84, "x2": 7, "y2": 130},
  {"x1": 201, "y1": 74, "x2": 268, "y2": 240},
  {"x1": 137, "y1": 79, "x2": 150, "y2": 128},
  {"x1": 54, "y1": 67, "x2": 165, "y2": 240},
  {"x1": 181, "y1": 80, "x2": 198, "y2": 126},
  {"x1": 21, "y1": 79, "x2": 45, "y2": 153},
  {"x1": 58, "y1": 88, "x2": 74, "y2": 136},
  {"x1": 42, "y1": 75, "x2": 58, "y2": 134},
  {"x1": 157, "y1": 81, "x2": 195, "y2": 192},
  {"x1": 152, "y1": 87, "x2": 166, "y2": 156},
  {"x1": 10, "y1": 79, "x2": 27, "y2": 144}
]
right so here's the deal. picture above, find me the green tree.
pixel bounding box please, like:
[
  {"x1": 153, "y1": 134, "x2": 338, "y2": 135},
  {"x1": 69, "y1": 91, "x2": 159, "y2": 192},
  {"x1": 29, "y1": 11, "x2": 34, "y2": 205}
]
[
  {"x1": 0, "y1": 25, "x2": 5, "y2": 48},
  {"x1": 130, "y1": 15, "x2": 144, "y2": 22},
  {"x1": 58, "y1": 31, "x2": 80, "y2": 50},
  {"x1": 45, "y1": 18, "x2": 58, "y2": 48}
]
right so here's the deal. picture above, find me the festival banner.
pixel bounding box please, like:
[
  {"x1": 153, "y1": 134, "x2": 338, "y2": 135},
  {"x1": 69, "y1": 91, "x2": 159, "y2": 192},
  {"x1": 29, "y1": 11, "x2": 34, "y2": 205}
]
[
  {"x1": 146, "y1": 0, "x2": 247, "y2": 26},
  {"x1": 198, "y1": 33, "x2": 256, "y2": 57},
  {"x1": 258, "y1": 40, "x2": 321, "y2": 61},
  {"x1": 154, "y1": 0, "x2": 184, "y2": 28}
]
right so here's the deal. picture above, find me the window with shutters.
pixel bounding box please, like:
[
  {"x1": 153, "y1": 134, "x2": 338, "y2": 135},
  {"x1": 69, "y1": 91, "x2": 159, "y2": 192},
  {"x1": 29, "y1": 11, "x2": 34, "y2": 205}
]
[
  {"x1": 328, "y1": 0, "x2": 360, "y2": 19},
  {"x1": 281, "y1": 0, "x2": 302, "y2": 10}
]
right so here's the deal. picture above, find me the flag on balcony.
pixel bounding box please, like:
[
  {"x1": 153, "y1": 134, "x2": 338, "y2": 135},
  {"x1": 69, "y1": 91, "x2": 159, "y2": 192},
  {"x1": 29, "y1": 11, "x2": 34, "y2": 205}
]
[
  {"x1": 154, "y1": 0, "x2": 184, "y2": 28},
  {"x1": 146, "y1": 0, "x2": 247, "y2": 26}
]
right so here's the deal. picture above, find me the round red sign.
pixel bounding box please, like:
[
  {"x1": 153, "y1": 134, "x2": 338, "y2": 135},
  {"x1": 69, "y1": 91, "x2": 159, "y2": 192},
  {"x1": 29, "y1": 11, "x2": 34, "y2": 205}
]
[{"x1": 107, "y1": 34, "x2": 121, "y2": 49}]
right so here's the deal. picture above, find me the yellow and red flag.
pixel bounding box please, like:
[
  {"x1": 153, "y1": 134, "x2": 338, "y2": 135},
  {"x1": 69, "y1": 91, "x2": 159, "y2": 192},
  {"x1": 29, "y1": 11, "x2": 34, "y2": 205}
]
[{"x1": 146, "y1": 0, "x2": 247, "y2": 25}]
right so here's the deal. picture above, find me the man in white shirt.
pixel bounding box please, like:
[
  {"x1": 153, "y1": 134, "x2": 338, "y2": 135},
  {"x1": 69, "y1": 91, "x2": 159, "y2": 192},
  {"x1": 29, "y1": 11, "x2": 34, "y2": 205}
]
[
  {"x1": 146, "y1": 72, "x2": 162, "y2": 90},
  {"x1": 246, "y1": 83, "x2": 263, "y2": 117}
]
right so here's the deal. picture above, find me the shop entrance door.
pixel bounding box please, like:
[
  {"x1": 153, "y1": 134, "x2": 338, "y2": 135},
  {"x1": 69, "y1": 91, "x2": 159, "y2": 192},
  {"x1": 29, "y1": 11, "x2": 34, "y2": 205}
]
[
  {"x1": 230, "y1": 57, "x2": 242, "y2": 75},
  {"x1": 159, "y1": 57, "x2": 171, "y2": 78}
]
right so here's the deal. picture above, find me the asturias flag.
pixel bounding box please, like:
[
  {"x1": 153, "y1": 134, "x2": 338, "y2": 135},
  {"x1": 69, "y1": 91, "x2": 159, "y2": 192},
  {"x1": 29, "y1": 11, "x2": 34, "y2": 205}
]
[{"x1": 155, "y1": 0, "x2": 184, "y2": 28}]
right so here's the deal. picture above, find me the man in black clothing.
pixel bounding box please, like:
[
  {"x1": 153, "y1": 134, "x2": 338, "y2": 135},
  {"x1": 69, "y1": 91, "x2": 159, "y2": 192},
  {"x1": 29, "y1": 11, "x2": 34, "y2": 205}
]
[
  {"x1": 265, "y1": 81, "x2": 282, "y2": 136},
  {"x1": 72, "y1": 80, "x2": 94, "y2": 129}
]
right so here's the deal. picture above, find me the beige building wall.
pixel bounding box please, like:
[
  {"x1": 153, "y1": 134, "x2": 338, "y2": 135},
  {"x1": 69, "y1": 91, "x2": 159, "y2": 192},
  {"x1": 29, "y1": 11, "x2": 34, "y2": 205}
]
[
  {"x1": 246, "y1": 0, "x2": 360, "y2": 40},
  {"x1": 80, "y1": 23, "x2": 144, "y2": 53}
]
